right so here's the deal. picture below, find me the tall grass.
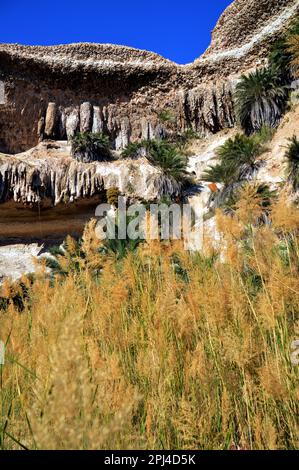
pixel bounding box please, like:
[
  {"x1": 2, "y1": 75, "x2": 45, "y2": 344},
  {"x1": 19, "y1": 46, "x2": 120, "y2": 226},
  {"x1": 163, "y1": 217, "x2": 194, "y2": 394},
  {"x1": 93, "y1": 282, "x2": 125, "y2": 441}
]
[{"x1": 0, "y1": 197, "x2": 299, "y2": 450}]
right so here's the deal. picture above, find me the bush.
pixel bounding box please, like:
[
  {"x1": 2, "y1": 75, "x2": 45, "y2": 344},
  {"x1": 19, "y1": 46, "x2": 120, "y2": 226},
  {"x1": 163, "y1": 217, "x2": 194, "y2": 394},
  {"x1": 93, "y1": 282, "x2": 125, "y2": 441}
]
[
  {"x1": 201, "y1": 163, "x2": 234, "y2": 186},
  {"x1": 253, "y1": 124, "x2": 276, "y2": 144},
  {"x1": 202, "y1": 134, "x2": 264, "y2": 186},
  {"x1": 254, "y1": 183, "x2": 278, "y2": 209},
  {"x1": 145, "y1": 140, "x2": 189, "y2": 184},
  {"x1": 235, "y1": 67, "x2": 288, "y2": 134},
  {"x1": 285, "y1": 135, "x2": 299, "y2": 191},
  {"x1": 122, "y1": 140, "x2": 189, "y2": 186},
  {"x1": 156, "y1": 110, "x2": 176, "y2": 123},
  {"x1": 71, "y1": 132, "x2": 111, "y2": 163},
  {"x1": 168, "y1": 128, "x2": 200, "y2": 152},
  {"x1": 288, "y1": 17, "x2": 299, "y2": 36},
  {"x1": 288, "y1": 34, "x2": 299, "y2": 78},
  {"x1": 121, "y1": 141, "x2": 147, "y2": 159},
  {"x1": 268, "y1": 17, "x2": 299, "y2": 83},
  {"x1": 101, "y1": 215, "x2": 142, "y2": 260}
]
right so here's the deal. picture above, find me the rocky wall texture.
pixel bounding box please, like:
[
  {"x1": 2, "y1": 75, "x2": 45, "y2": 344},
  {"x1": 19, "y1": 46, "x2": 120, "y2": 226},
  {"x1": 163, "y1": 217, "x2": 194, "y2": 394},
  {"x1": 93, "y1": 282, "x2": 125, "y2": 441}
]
[{"x1": 0, "y1": 0, "x2": 298, "y2": 238}]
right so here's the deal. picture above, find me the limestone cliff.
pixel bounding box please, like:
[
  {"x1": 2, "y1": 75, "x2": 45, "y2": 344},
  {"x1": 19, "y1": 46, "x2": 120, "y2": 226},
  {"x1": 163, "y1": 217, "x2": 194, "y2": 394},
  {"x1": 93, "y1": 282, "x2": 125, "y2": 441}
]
[
  {"x1": 0, "y1": 0, "x2": 298, "y2": 241},
  {"x1": 1, "y1": 0, "x2": 298, "y2": 154}
]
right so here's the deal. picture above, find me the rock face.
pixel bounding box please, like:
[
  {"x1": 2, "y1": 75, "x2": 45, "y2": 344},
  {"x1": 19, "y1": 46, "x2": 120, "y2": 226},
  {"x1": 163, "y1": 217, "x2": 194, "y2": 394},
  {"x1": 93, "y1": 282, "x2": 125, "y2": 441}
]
[
  {"x1": 0, "y1": 0, "x2": 298, "y2": 244},
  {"x1": 0, "y1": 140, "x2": 183, "y2": 240},
  {"x1": 203, "y1": 0, "x2": 299, "y2": 60}
]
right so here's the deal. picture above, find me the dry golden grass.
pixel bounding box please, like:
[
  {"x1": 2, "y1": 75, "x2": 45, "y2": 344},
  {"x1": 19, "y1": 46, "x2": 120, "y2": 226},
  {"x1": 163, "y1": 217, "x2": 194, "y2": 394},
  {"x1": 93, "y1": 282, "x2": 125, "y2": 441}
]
[{"x1": 0, "y1": 196, "x2": 299, "y2": 450}]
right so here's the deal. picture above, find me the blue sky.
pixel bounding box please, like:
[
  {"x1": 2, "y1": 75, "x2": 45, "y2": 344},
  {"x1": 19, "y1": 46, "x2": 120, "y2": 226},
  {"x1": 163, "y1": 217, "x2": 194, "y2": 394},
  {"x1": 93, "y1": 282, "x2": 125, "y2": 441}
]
[{"x1": 1, "y1": 0, "x2": 232, "y2": 64}]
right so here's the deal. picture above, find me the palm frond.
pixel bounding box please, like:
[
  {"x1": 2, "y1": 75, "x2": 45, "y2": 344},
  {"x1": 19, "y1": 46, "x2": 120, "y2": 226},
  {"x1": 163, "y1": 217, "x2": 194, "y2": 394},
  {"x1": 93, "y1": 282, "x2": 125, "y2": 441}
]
[{"x1": 285, "y1": 135, "x2": 299, "y2": 191}]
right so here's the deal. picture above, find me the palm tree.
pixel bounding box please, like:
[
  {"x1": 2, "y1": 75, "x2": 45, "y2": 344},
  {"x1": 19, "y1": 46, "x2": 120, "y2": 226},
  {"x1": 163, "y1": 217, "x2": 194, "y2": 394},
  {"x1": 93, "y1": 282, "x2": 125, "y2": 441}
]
[
  {"x1": 101, "y1": 232, "x2": 141, "y2": 260},
  {"x1": 121, "y1": 141, "x2": 148, "y2": 159},
  {"x1": 71, "y1": 132, "x2": 111, "y2": 162},
  {"x1": 219, "y1": 134, "x2": 263, "y2": 177},
  {"x1": 285, "y1": 136, "x2": 299, "y2": 191},
  {"x1": 235, "y1": 68, "x2": 288, "y2": 134}
]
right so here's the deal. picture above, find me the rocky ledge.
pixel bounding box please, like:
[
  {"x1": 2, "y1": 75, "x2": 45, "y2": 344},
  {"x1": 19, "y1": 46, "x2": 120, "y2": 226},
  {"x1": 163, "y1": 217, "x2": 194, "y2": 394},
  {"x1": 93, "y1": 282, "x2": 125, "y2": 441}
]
[{"x1": 0, "y1": 141, "x2": 181, "y2": 205}]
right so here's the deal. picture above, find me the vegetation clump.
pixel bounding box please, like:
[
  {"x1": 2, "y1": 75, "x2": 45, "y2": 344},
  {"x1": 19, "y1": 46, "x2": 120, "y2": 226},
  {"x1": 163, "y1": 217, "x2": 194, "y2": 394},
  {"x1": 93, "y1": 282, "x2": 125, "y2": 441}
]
[
  {"x1": 235, "y1": 20, "x2": 299, "y2": 136},
  {"x1": 106, "y1": 187, "x2": 121, "y2": 207},
  {"x1": 121, "y1": 141, "x2": 148, "y2": 159},
  {"x1": 156, "y1": 109, "x2": 176, "y2": 123},
  {"x1": 235, "y1": 68, "x2": 288, "y2": 135},
  {"x1": 288, "y1": 34, "x2": 299, "y2": 78},
  {"x1": 145, "y1": 140, "x2": 189, "y2": 183},
  {"x1": 285, "y1": 135, "x2": 299, "y2": 191},
  {"x1": 201, "y1": 134, "x2": 264, "y2": 186},
  {"x1": 269, "y1": 17, "x2": 299, "y2": 82},
  {"x1": 122, "y1": 140, "x2": 189, "y2": 186},
  {"x1": 71, "y1": 132, "x2": 112, "y2": 163}
]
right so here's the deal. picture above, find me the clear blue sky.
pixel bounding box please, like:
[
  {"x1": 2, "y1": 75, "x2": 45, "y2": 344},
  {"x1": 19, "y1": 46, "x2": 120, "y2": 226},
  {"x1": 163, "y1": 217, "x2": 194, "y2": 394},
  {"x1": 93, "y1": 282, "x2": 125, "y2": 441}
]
[{"x1": 1, "y1": 0, "x2": 232, "y2": 64}]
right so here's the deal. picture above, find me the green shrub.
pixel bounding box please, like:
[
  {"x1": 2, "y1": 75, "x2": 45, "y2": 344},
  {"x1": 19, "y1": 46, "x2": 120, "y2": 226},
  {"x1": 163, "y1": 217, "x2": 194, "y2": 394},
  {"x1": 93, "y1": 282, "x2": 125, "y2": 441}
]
[
  {"x1": 268, "y1": 39, "x2": 293, "y2": 83},
  {"x1": 201, "y1": 163, "x2": 234, "y2": 186},
  {"x1": 71, "y1": 132, "x2": 111, "y2": 162},
  {"x1": 122, "y1": 140, "x2": 189, "y2": 185},
  {"x1": 285, "y1": 136, "x2": 299, "y2": 191},
  {"x1": 145, "y1": 140, "x2": 189, "y2": 184},
  {"x1": 254, "y1": 183, "x2": 278, "y2": 209},
  {"x1": 268, "y1": 17, "x2": 299, "y2": 83},
  {"x1": 288, "y1": 34, "x2": 299, "y2": 79},
  {"x1": 101, "y1": 225, "x2": 142, "y2": 260},
  {"x1": 254, "y1": 124, "x2": 276, "y2": 144},
  {"x1": 168, "y1": 128, "x2": 200, "y2": 152},
  {"x1": 218, "y1": 134, "x2": 263, "y2": 169},
  {"x1": 289, "y1": 17, "x2": 299, "y2": 36},
  {"x1": 202, "y1": 134, "x2": 264, "y2": 186},
  {"x1": 235, "y1": 67, "x2": 288, "y2": 135}
]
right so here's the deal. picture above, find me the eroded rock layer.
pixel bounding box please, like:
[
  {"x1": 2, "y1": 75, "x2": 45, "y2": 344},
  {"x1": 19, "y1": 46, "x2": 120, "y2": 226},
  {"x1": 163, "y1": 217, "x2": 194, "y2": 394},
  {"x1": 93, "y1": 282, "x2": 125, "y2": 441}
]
[
  {"x1": 1, "y1": 0, "x2": 298, "y2": 154},
  {"x1": 0, "y1": 0, "x2": 298, "y2": 241},
  {"x1": 0, "y1": 141, "x2": 181, "y2": 204}
]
